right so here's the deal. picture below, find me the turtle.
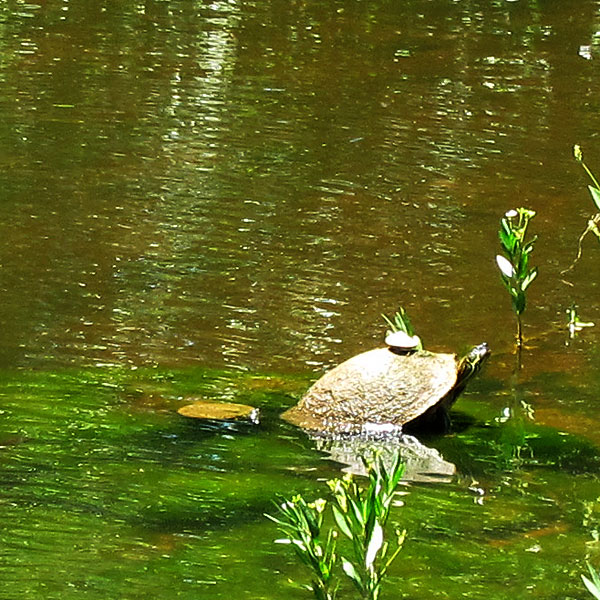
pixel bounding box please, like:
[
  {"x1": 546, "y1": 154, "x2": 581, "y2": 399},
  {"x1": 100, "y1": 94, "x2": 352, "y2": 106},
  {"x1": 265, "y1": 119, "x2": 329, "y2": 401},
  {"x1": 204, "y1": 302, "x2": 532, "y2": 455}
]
[
  {"x1": 177, "y1": 331, "x2": 489, "y2": 435},
  {"x1": 176, "y1": 335, "x2": 489, "y2": 479},
  {"x1": 280, "y1": 340, "x2": 490, "y2": 435},
  {"x1": 177, "y1": 400, "x2": 260, "y2": 424}
]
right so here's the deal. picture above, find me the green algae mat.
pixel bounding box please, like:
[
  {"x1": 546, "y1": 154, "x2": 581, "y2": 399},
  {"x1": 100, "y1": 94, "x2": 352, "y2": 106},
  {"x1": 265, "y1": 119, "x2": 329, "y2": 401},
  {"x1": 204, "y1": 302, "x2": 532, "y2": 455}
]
[{"x1": 0, "y1": 366, "x2": 599, "y2": 599}]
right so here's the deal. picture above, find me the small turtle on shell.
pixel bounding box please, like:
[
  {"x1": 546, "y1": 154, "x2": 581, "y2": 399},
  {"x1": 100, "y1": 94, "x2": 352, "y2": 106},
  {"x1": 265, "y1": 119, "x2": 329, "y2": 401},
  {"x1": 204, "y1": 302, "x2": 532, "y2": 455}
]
[
  {"x1": 281, "y1": 337, "x2": 490, "y2": 435},
  {"x1": 384, "y1": 330, "x2": 422, "y2": 353}
]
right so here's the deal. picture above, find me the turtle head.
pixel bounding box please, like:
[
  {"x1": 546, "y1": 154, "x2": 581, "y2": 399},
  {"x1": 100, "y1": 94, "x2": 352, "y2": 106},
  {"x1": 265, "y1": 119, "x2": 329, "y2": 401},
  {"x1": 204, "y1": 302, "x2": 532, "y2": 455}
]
[{"x1": 456, "y1": 343, "x2": 490, "y2": 387}]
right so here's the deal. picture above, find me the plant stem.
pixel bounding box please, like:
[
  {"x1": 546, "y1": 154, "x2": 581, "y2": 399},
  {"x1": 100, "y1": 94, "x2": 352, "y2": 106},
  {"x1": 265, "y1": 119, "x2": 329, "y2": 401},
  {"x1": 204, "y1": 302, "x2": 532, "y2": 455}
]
[
  {"x1": 516, "y1": 314, "x2": 522, "y2": 348},
  {"x1": 582, "y1": 160, "x2": 600, "y2": 190},
  {"x1": 515, "y1": 315, "x2": 523, "y2": 371}
]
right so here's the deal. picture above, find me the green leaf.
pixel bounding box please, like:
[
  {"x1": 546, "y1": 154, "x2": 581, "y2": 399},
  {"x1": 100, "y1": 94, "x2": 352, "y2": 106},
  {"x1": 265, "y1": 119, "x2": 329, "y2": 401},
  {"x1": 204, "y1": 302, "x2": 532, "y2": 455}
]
[
  {"x1": 365, "y1": 521, "x2": 383, "y2": 567},
  {"x1": 341, "y1": 558, "x2": 363, "y2": 589},
  {"x1": 523, "y1": 235, "x2": 538, "y2": 251},
  {"x1": 264, "y1": 513, "x2": 285, "y2": 526},
  {"x1": 382, "y1": 308, "x2": 417, "y2": 337},
  {"x1": 303, "y1": 508, "x2": 321, "y2": 538},
  {"x1": 588, "y1": 185, "x2": 600, "y2": 211},
  {"x1": 583, "y1": 574, "x2": 600, "y2": 600},
  {"x1": 588, "y1": 564, "x2": 600, "y2": 587},
  {"x1": 521, "y1": 267, "x2": 538, "y2": 291},
  {"x1": 517, "y1": 252, "x2": 530, "y2": 276},
  {"x1": 390, "y1": 459, "x2": 406, "y2": 489},
  {"x1": 331, "y1": 504, "x2": 353, "y2": 539},
  {"x1": 499, "y1": 227, "x2": 516, "y2": 254},
  {"x1": 512, "y1": 293, "x2": 526, "y2": 315},
  {"x1": 347, "y1": 495, "x2": 365, "y2": 527}
]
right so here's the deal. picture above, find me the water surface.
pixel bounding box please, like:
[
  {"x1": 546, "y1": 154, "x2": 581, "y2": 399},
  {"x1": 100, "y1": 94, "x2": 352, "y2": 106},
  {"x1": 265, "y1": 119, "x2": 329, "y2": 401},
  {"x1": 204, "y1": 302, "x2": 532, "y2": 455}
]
[{"x1": 1, "y1": 1, "x2": 600, "y2": 598}]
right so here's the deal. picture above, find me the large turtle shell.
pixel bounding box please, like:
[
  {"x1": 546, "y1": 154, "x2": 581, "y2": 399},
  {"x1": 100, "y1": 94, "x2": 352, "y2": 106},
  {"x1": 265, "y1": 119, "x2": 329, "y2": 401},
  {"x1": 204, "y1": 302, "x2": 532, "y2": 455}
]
[{"x1": 281, "y1": 347, "x2": 459, "y2": 433}]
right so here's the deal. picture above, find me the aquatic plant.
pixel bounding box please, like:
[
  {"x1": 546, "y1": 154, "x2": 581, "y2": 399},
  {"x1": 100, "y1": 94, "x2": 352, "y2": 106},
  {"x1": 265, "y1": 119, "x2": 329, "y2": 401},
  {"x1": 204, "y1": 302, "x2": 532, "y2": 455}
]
[
  {"x1": 267, "y1": 495, "x2": 338, "y2": 600},
  {"x1": 566, "y1": 304, "x2": 594, "y2": 339},
  {"x1": 266, "y1": 452, "x2": 406, "y2": 600},
  {"x1": 574, "y1": 144, "x2": 600, "y2": 212},
  {"x1": 496, "y1": 208, "x2": 538, "y2": 349},
  {"x1": 328, "y1": 453, "x2": 406, "y2": 600},
  {"x1": 582, "y1": 563, "x2": 600, "y2": 599},
  {"x1": 564, "y1": 144, "x2": 600, "y2": 272}
]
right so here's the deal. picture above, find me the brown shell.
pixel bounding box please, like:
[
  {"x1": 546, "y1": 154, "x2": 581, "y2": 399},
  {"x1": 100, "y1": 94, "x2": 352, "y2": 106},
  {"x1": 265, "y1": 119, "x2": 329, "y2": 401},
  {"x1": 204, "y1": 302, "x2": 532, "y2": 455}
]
[
  {"x1": 281, "y1": 347, "x2": 458, "y2": 433},
  {"x1": 178, "y1": 401, "x2": 259, "y2": 423}
]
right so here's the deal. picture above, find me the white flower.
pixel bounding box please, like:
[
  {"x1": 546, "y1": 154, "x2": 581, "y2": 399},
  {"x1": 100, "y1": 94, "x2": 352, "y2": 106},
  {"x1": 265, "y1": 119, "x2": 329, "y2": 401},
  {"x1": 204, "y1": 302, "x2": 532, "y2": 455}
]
[
  {"x1": 311, "y1": 498, "x2": 327, "y2": 513},
  {"x1": 505, "y1": 209, "x2": 518, "y2": 218},
  {"x1": 496, "y1": 255, "x2": 515, "y2": 278}
]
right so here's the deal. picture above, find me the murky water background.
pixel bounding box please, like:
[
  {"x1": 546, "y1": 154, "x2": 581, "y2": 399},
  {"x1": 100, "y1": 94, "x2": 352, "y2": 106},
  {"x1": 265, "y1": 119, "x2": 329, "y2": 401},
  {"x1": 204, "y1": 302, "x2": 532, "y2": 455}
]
[{"x1": 2, "y1": 1, "x2": 600, "y2": 598}]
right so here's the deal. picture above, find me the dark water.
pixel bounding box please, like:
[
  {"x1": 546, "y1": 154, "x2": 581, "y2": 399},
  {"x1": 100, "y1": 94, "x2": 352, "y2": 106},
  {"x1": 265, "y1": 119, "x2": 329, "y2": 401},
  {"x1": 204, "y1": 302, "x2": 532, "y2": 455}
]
[{"x1": 1, "y1": 0, "x2": 600, "y2": 598}]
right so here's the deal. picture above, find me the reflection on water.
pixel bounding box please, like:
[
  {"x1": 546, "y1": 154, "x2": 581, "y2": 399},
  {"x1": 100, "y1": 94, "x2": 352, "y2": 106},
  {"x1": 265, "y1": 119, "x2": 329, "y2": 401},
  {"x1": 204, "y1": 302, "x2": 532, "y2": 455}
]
[
  {"x1": 0, "y1": 0, "x2": 599, "y2": 373},
  {"x1": 1, "y1": 0, "x2": 600, "y2": 598},
  {"x1": 313, "y1": 430, "x2": 456, "y2": 483}
]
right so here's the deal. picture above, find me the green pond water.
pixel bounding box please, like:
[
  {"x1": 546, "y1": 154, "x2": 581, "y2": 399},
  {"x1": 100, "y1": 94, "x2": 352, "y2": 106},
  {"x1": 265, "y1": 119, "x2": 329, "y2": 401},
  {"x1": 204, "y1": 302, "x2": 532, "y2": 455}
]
[{"x1": 2, "y1": 0, "x2": 600, "y2": 598}]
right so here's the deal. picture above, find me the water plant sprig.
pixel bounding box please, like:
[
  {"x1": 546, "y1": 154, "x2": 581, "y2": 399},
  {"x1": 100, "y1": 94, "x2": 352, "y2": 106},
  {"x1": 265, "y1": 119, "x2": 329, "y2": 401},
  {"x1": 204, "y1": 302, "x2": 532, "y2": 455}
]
[
  {"x1": 582, "y1": 563, "x2": 600, "y2": 599},
  {"x1": 328, "y1": 453, "x2": 406, "y2": 600},
  {"x1": 266, "y1": 452, "x2": 406, "y2": 600},
  {"x1": 566, "y1": 304, "x2": 594, "y2": 339},
  {"x1": 564, "y1": 144, "x2": 600, "y2": 272},
  {"x1": 496, "y1": 208, "x2": 538, "y2": 349},
  {"x1": 266, "y1": 495, "x2": 338, "y2": 600},
  {"x1": 574, "y1": 144, "x2": 600, "y2": 207}
]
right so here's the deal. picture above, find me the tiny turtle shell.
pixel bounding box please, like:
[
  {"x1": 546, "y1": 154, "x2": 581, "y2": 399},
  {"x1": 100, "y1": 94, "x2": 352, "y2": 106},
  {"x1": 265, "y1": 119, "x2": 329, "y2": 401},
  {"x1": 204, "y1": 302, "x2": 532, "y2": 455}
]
[
  {"x1": 178, "y1": 401, "x2": 260, "y2": 424},
  {"x1": 385, "y1": 330, "x2": 421, "y2": 350}
]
